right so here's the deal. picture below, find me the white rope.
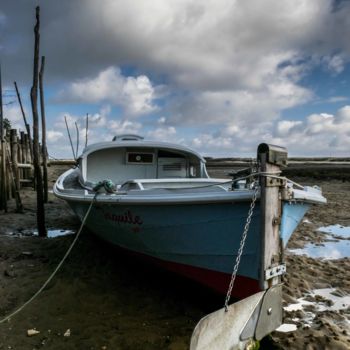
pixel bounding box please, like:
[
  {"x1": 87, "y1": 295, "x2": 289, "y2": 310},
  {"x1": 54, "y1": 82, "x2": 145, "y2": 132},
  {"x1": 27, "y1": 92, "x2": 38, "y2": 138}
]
[
  {"x1": 0, "y1": 194, "x2": 97, "y2": 324},
  {"x1": 231, "y1": 172, "x2": 305, "y2": 190}
]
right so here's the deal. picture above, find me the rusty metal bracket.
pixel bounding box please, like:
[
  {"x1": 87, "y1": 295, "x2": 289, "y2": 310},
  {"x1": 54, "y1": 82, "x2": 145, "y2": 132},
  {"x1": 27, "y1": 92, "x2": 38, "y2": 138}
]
[
  {"x1": 265, "y1": 177, "x2": 286, "y2": 187},
  {"x1": 265, "y1": 264, "x2": 286, "y2": 280}
]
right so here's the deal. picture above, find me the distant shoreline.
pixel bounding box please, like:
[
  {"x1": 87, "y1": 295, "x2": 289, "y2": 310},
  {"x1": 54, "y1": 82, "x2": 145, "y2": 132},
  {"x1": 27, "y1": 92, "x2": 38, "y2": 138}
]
[{"x1": 48, "y1": 158, "x2": 350, "y2": 181}]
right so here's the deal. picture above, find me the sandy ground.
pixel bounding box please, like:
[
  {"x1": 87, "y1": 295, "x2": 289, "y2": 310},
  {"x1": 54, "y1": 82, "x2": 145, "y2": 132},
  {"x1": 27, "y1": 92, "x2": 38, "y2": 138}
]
[{"x1": 0, "y1": 165, "x2": 349, "y2": 349}]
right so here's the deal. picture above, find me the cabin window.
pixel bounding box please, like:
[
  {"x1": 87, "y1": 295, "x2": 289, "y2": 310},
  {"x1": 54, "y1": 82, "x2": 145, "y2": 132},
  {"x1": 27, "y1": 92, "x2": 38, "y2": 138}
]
[
  {"x1": 126, "y1": 152, "x2": 154, "y2": 164},
  {"x1": 189, "y1": 165, "x2": 197, "y2": 177}
]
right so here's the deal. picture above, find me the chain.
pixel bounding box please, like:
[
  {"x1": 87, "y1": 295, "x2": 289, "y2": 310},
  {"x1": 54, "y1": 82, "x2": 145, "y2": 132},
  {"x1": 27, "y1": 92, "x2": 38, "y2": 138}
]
[{"x1": 224, "y1": 183, "x2": 260, "y2": 311}]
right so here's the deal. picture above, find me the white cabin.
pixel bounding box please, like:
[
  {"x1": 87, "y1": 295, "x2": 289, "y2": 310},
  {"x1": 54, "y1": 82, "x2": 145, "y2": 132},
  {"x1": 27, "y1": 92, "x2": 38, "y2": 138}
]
[{"x1": 78, "y1": 135, "x2": 209, "y2": 187}]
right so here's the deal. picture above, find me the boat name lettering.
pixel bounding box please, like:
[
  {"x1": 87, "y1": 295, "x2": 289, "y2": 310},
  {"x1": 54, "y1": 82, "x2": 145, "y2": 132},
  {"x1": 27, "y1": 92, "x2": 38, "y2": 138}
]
[{"x1": 104, "y1": 210, "x2": 143, "y2": 225}]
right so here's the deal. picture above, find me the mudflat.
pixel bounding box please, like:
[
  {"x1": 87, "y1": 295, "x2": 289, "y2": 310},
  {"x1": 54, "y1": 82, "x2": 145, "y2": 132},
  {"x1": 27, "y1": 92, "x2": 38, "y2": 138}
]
[{"x1": 0, "y1": 165, "x2": 349, "y2": 349}]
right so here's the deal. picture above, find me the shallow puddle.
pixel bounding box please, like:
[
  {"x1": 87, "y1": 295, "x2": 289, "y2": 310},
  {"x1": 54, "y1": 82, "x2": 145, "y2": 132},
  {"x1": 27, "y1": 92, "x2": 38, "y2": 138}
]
[
  {"x1": 288, "y1": 224, "x2": 350, "y2": 259},
  {"x1": 289, "y1": 240, "x2": 350, "y2": 259},
  {"x1": 45, "y1": 229, "x2": 75, "y2": 238},
  {"x1": 9, "y1": 229, "x2": 75, "y2": 238},
  {"x1": 318, "y1": 224, "x2": 350, "y2": 238},
  {"x1": 275, "y1": 323, "x2": 297, "y2": 333}
]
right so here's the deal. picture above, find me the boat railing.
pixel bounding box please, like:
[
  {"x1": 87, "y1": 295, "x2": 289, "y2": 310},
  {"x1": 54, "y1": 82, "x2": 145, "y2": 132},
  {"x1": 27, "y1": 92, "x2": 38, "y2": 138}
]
[{"x1": 119, "y1": 178, "x2": 232, "y2": 191}]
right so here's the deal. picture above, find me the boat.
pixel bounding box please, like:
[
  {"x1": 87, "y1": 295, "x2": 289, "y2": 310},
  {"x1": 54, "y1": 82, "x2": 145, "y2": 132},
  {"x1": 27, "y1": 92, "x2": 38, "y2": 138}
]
[{"x1": 53, "y1": 134, "x2": 326, "y2": 300}]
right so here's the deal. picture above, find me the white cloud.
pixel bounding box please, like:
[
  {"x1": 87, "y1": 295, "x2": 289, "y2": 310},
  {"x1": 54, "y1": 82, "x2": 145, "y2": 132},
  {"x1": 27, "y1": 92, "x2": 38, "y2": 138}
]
[
  {"x1": 322, "y1": 55, "x2": 346, "y2": 74},
  {"x1": 108, "y1": 119, "x2": 143, "y2": 136},
  {"x1": 336, "y1": 105, "x2": 350, "y2": 123},
  {"x1": 188, "y1": 105, "x2": 350, "y2": 157},
  {"x1": 47, "y1": 130, "x2": 64, "y2": 142},
  {"x1": 157, "y1": 117, "x2": 166, "y2": 124},
  {"x1": 2, "y1": 1, "x2": 350, "y2": 158},
  {"x1": 4, "y1": 0, "x2": 347, "y2": 89},
  {"x1": 57, "y1": 67, "x2": 159, "y2": 117},
  {"x1": 322, "y1": 96, "x2": 348, "y2": 104},
  {"x1": 167, "y1": 81, "x2": 313, "y2": 126},
  {"x1": 307, "y1": 113, "x2": 334, "y2": 134},
  {"x1": 281, "y1": 107, "x2": 350, "y2": 155},
  {"x1": 276, "y1": 120, "x2": 303, "y2": 137},
  {"x1": 192, "y1": 133, "x2": 233, "y2": 151},
  {"x1": 2, "y1": 104, "x2": 23, "y2": 130},
  {"x1": 147, "y1": 126, "x2": 177, "y2": 141},
  {"x1": 49, "y1": 106, "x2": 115, "y2": 157},
  {"x1": 54, "y1": 113, "x2": 78, "y2": 130}
]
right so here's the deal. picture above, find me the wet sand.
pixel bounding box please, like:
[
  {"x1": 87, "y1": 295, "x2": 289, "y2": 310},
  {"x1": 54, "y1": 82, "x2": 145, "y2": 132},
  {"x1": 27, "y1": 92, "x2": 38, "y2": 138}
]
[{"x1": 0, "y1": 165, "x2": 349, "y2": 349}]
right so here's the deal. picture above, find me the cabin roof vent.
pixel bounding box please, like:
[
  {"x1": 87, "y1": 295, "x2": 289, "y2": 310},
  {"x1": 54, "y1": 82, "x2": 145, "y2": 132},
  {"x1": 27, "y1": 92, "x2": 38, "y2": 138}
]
[{"x1": 112, "y1": 134, "x2": 144, "y2": 141}]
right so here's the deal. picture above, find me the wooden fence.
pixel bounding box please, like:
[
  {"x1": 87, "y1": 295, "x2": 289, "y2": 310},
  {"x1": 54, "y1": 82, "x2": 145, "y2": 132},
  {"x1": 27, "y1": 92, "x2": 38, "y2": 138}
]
[{"x1": 0, "y1": 128, "x2": 35, "y2": 212}]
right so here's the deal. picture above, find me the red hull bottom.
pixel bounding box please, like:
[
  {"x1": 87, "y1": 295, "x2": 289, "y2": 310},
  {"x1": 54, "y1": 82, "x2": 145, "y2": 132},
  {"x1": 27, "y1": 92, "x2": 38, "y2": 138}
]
[
  {"x1": 119, "y1": 245, "x2": 261, "y2": 299},
  {"x1": 151, "y1": 257, "x2": 261, "y2": 299}
]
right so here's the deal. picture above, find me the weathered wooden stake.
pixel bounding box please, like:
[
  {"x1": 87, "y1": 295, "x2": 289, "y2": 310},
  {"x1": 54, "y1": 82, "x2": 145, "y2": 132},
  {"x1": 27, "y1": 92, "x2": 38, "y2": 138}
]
[
  {"x1": 19, "y1": 131, "x2": 24, "y2": 181},
  {"x1": 64, "y1": 115, "x2": 76, "y2": 159},
  {"x1": 7, "y1": 133, "x2": 23, "y2": 212},
  {"x1": 14, "y1": 81, "x2": 33, "y2": 160},
  {"x1": 0, "y1": 64, "x2": 7, "y2": 212},
  {"x1": 10, "y1": 130, "x2": 20, "y2": 192},
  {"x1": 39, "y1": 56, "x2": 48, "y2": 203},
  {"x1": 30, "y1": 6, "x2": 46, "y2": 236},
  {"x1": 75, "y1": 121, "x2": 79, "y2": 157},
  {"x1": 257, "y1": 143, "x2": 287, "y2": 290},
  {"x1": 85, "y1": 113, "x2": 89, "y2": 148},
  {"x1": 190, "y1": 145, "x2": 287, "y2": 350}
]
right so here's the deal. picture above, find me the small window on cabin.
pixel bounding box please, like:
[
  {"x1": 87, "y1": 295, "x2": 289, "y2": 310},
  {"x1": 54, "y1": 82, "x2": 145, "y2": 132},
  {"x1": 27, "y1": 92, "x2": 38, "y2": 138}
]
[
  {"x1": 158, "y1": 150, "x2": 185, "y2": 158},
  {"x1": 127, "y1": 152, "x2": 154, "y2": 164},
  {"x1": 189, "y1": 165, "x2": 197, "y2": 177}
]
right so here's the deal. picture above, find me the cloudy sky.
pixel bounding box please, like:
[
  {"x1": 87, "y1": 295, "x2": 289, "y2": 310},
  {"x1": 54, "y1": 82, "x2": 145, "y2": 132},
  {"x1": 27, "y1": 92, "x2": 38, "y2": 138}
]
[{"x1": 1, "y1": 0, "x2": 350, "y2": 158}]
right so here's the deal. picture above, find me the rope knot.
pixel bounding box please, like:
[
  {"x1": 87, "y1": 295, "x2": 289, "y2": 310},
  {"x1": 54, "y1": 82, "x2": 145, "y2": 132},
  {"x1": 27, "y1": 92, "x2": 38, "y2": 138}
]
[{"x1": 93, "y1": 179, "x2": 116, "y2": 193}]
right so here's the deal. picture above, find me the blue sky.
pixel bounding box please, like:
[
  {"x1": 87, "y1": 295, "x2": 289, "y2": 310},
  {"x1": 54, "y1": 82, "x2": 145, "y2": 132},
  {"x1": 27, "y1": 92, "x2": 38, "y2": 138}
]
[{"x1": 1, "y1": 0, "x2": 350, "y2": 158}]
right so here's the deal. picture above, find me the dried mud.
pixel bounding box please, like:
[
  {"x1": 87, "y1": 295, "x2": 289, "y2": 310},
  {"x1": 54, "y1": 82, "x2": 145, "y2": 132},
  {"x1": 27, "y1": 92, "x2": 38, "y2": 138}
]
[{"x1": 0, "y1": 165, "x2": 348, "y2": 349}]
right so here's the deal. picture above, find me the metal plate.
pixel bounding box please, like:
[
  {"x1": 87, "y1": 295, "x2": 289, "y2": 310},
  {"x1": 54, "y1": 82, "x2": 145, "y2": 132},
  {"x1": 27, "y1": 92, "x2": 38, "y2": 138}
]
[
  {"x1": 240, "y1": 298, "x2": 263, "y2": 341},
  {"x1": 265, "y1": 264, "x2": 286, "y2": 280},
  {"x1": 190, "y1": 291, "x2": 265, "y2": 350},
  {"x1": 255, "y1": 284, "x2": 283, "y2": 340}
]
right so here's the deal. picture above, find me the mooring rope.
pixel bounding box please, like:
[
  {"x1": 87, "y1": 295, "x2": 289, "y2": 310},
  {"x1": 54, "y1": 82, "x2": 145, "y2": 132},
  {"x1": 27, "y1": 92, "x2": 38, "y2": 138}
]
[{"x1": 0, "y1": 193, "x2": 98, "y2": 324}]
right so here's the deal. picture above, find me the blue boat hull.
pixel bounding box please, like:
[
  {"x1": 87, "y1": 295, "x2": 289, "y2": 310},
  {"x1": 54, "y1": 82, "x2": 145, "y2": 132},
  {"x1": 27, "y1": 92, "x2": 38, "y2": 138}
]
[{"x1": 69, "y1": 199, "x2": 308, "y2": 297}]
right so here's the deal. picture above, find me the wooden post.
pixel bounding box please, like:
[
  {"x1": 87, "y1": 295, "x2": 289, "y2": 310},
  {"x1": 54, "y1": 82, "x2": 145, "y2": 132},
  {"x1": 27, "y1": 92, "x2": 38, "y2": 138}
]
[
  {"x1": 30, "y1": 6, "x2": 46, "y2": 236},
  {"x1": 85, "y1": 113, "x2": 89, "y2": 148},
  {"x1": 22, "y1": 133, "x2": 28, "y2": 182},
  {"x1": 257, "y1": 143, "x2": 287, "y2": 290},
  {"x1": 14, "y1": 81, "x2": 33, "y2": 160},
  {"x1": 0, "y1": 64, "x2": 7, "y2": 212},
  {"x1": 0, "y1": 141, "x2": 7, "y2": 211},
  {"x1": 10, "y1": 129, "x2": 20, "y2": 192},
  {"x1": 25, "y1": 133, "x2": 32, "y2": 168},
  {"x1": 0, "y1": 64, "x2": 3, "y2": 146},
  {"x1": 19, "y1": 131, "x2": 24, "y2": 183},
  {"x1": 6, "y1": 137, "x2": 23, "y2": 212},
  {"x1": 26, "y1": 133, "x2": 34, "y2": 186},
  {"x1": 39, "y1": 56, "x2": 48, "y2": 203},
  {"x1": 64, "y1": 116, "x2": 76, "y2": 159},
  {"x1": 75, "y1": 121, "x2": 79, "y2": 157}
]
